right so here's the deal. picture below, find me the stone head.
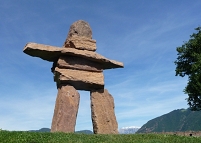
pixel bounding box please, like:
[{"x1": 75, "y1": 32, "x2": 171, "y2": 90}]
[{"x1": 67, "y1": 20, "x2": 92, "y2": 39}]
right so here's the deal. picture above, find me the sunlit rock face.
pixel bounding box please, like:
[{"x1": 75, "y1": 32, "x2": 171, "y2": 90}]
[
  {"x1": 91, "y1": 89, "x2": 118, "y2": 134},
  {"x1": 23, "y1": 20, "x2": 123, "y2": 134},
  {"x1": 51, "y1": 85, "x2": 80, "y2": 133}
]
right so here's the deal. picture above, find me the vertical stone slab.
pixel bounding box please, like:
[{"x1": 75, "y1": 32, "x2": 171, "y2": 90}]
[
  {"x1": 51, "y1": 84, "x2": 80, "y2": 132},
  {"x1": 90, "y1": 89, "x2": 118, "y2": 134}
]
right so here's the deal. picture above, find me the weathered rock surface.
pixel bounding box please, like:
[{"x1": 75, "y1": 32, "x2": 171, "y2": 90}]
[
  {"x1": 23, "y1": 20, "x2": 123, "y2": 134},
  {"x1": 63, "y1": 20, "x2": 96, "y2": 51},
  {"x1": 66, "y1": 20, "x2": 92, "y2": 39},
  {"x1": 54, "y1": 67, "x2": 104, "y2": 91},
  {"x1": 56, "y1": 55, "x2": 103, "y2": 72},
  {"x1": 64, "y1": 36, "x2": 96, "y2": 51},
  {"x1": 90, "y1": 89, "x2": 118, "y2": 134},
  {"x1": 51, "y1": 85, "x2": 80, "y2": 133},
  {"x1": 23, "y1": 42, "x2": 123, "y2": 69},
  {"x1": 23, "y1": 42, "x2": 61, "y2": 61}
]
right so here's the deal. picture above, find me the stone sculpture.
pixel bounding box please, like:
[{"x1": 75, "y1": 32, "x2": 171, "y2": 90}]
[{"x1": 23, "y1": 20, "x2": 123, "y2": 134}]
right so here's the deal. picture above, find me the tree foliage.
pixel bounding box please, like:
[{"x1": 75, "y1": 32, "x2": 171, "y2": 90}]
[{"x1": 175, "y1": 27, "x2": 201, "y2": 111}]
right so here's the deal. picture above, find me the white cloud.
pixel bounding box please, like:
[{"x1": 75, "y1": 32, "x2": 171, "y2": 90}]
[{"x1": 0, "y1": 84, "x2": 56, "y2": 130}]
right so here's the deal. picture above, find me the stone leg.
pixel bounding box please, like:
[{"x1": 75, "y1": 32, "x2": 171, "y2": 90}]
[
  {"x1": 51, "y1": 84, "x2": 80, "y2": 132},
  {"x1": 90, "y1": 89, "x2": 118, "y2": 134}
]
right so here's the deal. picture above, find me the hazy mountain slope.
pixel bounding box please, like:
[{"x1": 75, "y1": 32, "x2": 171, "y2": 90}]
[
  {"x1": 29, "y1": 128, "x2": 50, "y2": 132},
  {"x1": 29, "y1": 128, "x2": 93, "y2": 134},
  {"x1": 137, "y1": 109, "x2": 201, "y2": 133}
]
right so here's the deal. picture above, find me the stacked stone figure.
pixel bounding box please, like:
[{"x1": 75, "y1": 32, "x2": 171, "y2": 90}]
[{"x1": 23, "y1": 20, "x2": 123, "y2": 134}]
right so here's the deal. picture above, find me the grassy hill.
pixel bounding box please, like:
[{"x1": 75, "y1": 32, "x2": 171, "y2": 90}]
[
  {"x1": 1, "y1": 130, "x2": 201, "y2": 143},
  {"x1": 137, "y1": 108, "x2": 201, "y2": 133}
]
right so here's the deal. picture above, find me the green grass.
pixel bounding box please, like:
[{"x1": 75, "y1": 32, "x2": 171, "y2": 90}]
[{"x1": 0, "y1": 130, "x2": 201, "y2": 143}]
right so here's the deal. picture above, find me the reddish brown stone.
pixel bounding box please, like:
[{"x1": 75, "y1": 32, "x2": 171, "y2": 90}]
[
  {"x1": 23, "y1": 20, "x2": 123, "y2": 134},
  {"x1": 57, "y1": 55, "x2": 103, "y2": 72},
  {"x1": 90, "y1": 89, "x2": 118, "y2": 134},
  {"x1": 54, "y1": 67, "x2": 104, "y2": 91},
  {"x1": 66, "y1": 20, "x2": 92, "y2": 39},
  {"x1": 64, "y1": 36, "x2": 96, "y2": 51},
  {"x1": 51, "y1": 85, "x2": 80, "y2": 132},
  {"x1": 23, "y1": 42, "x2": 123, "y2": 69}
]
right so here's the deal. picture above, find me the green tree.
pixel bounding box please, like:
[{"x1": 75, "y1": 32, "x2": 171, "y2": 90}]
[{"x1": 175, "y1": 27, "x2": 201, "y2": 111}]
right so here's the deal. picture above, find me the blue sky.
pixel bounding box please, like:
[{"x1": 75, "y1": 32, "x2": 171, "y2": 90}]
[{"x1": 0, "y1": 0, "x2": 201, "y2": 131}]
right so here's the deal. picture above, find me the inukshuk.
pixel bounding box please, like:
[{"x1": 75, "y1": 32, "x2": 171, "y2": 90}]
[{"x1": 23, "y1": 20, "x2": 123, "y2": 134}]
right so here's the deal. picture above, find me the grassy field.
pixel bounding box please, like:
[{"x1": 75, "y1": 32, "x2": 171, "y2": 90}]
[{"x1": 1, "y1": 130, "x2": 201, "y2": 143}]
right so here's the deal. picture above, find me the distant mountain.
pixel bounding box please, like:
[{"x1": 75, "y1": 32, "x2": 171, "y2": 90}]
[
  {"x1": 119, "y1": 126, "x2": 140, "y2": 134},
  {"x1": 29, "y1": 128, "x2": 50, "y2": 132},
  {"x1": 137, "y1": 108, "x2": 201, "y2": 133},
  {"x1": 29, "y1": 128, "x2": 93, "y2": 134},
  {"x1": 75, "y1": 130, "x2": 93, "y2": 134}
]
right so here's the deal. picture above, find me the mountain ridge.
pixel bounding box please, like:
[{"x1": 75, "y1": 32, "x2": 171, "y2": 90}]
[
  {"x1": 29, "y1": 128, "x2": 93, "y2": 134},
  {"x1": 137, "y1": 108, "x2": 201, "y2": 133},
  {"x1": 119, "y1": 126, "x2": 140, "y2": 134}
]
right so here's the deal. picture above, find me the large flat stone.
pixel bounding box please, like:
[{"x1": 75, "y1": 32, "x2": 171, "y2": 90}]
[
  {"x1": 23, "y1": 42, "x2": 61, "y2": 61},
  {"x1": 90, "y1": 89, "x2": 118, "y2": 134},
  {"x1": 51, "y1": 85, "x2": 80, "y2": 133},
  {"x1": 23, "y1": 42, "x2": 123, "y2": 69},
  {"x1": 54, "y1": 67, "x2": 104, "y2": 91},
  {"x1": 56, "y1": 55, "x2": 103, "y2": 72}
]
